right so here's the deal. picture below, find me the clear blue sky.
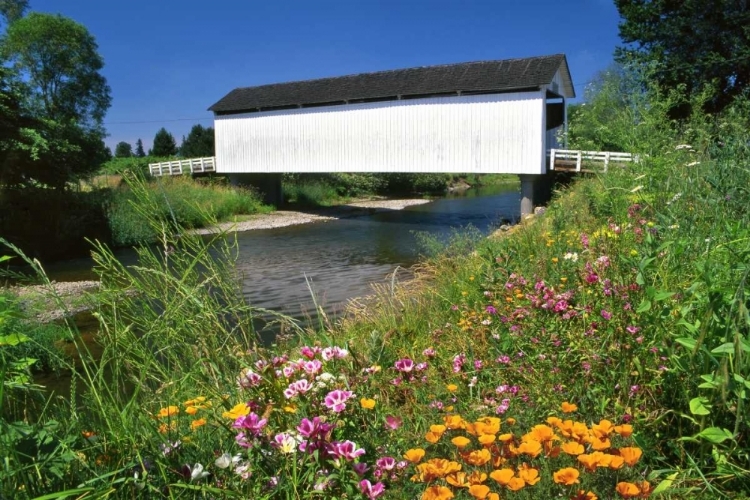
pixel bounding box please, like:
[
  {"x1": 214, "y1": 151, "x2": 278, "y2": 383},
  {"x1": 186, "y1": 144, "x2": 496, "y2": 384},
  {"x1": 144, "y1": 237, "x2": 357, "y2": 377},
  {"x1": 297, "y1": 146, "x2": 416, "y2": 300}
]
[{"x1": 32, "y1": 0, "x2": 623, "y2": 152}]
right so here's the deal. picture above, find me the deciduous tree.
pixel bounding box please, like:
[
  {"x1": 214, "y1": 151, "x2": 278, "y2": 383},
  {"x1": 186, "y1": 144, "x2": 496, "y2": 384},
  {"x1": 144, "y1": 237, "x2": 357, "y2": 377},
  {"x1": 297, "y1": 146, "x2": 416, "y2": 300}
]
[
  {"x1": 615, "y1": 0, "x2": 750, "y2": 115},
  {"x1": 179, "y1": 124, "x2": 214, "y2": 158},
  {"x1": 114, "y1": 141, "x2": 132, "y2": 158}
]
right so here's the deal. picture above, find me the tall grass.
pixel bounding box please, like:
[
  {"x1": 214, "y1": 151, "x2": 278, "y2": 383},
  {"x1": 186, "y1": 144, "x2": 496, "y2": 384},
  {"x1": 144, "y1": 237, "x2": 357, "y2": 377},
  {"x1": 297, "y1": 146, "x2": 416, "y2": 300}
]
[{"x1": 108, "y1": 175, "x2": 270, "y2": 246}]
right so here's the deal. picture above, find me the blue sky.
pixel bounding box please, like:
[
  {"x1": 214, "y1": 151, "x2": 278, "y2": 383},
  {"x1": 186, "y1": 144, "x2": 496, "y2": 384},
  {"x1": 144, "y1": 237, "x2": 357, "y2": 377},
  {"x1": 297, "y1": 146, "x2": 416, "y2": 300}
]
[{"x1": 31, "y1": 0, "x2": 623, "y2": 152}]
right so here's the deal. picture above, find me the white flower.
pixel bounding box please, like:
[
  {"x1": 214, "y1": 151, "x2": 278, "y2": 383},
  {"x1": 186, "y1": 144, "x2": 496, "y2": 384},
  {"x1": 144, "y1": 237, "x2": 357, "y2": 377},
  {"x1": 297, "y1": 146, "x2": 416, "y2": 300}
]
[
  {"x1": 215, "y1": 453, "x2": 242, "y2": 470},
  {"x1": 189, "y1": 463, "x2": 210, "y2": 482},
  {"x1": 563, "y1": 252, "x2": 579, "y2": 262}
]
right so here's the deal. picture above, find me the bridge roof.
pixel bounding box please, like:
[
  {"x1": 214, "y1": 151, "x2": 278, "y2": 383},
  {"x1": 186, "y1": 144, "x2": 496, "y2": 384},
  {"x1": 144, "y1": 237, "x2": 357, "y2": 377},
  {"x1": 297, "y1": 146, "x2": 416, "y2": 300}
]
[{"x1": 209, "y1": 54, "x2": 574, "y2": 115}]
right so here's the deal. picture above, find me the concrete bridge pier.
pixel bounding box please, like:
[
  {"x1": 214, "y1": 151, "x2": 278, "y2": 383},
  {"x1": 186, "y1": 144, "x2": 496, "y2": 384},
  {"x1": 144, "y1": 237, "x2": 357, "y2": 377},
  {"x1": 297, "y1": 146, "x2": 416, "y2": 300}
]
[
  {"x1": 518, "y1": 173, "x2": 555, "y2": 217},
  {"x1": 229, "y1": 173, "x2": 284, "y2": 207}
]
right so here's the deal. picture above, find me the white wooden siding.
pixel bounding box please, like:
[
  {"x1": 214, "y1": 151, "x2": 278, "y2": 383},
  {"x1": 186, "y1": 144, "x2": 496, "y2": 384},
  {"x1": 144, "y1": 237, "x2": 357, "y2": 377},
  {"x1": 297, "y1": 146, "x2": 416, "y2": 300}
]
[{"x1": 215, "y1": 92, "x2": 546, "y2": 175}]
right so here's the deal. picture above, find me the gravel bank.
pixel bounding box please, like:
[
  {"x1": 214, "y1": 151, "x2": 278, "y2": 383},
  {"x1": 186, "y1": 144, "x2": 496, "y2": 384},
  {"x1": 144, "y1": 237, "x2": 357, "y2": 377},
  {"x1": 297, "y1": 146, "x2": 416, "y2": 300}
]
[{"x1": 193, "y1": 198, "x2": 432, "y2": 235}]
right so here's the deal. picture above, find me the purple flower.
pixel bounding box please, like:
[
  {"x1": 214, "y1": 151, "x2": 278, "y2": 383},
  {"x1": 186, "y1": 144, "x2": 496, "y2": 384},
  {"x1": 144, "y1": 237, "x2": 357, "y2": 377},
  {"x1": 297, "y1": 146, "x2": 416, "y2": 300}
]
[
  {"x1": 360, "y1": 479, "x2": 386, "y2": 500},
  {"x1": 238, "y1": 369, "x2": 262, "y2": 389},
  {"x1": 321, "y1": 346, "x2": 349, "y2": 361},
  {"x1": 485, "y1": 305, "x2": 497, "y2": 315},
  {"x1": 300, "y1": 346, "x2": 320, "y2": 359},
  {"x1": 324, "y1": 389, "x2": 354, "y2": 413},
  {"x1": 452, "y1": 353, "x2": 466, "y2": 373},
  {"x1": 601, "y1": 309, "x2": 612, "y2": 320},
  {"x1": 296, "y1": 416, "x2": 333, "y2": 439},
  {"x1": 626, "y1": 325, "x2": 641, "y2": 335},
  {"x1": 394, "y1": 358, "x2": 415, "y2": 373},
  {"x1": 353, "y1": 462, "x2": 369, "y2": 476},
  {"x1": 303, "y1": 359, "x2": 322, "y2": 375},
  {"x1": 422, "y1": 347, "x2": 436, "y2": 358},
  {"x1": 233, "y1": 412, "x2": 268, "y2": 436}
]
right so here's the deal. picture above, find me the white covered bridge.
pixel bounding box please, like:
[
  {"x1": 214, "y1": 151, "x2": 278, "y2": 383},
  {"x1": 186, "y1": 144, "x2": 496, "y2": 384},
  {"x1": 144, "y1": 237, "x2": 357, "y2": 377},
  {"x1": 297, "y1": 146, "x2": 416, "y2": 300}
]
[{"x1": 205, "y1": 54, "x2": 576, "y2": 214}]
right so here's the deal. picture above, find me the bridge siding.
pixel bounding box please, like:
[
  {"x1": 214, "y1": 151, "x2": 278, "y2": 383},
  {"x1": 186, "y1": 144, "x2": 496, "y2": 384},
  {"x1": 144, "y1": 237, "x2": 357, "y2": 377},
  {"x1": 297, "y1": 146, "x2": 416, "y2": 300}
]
[{"x1": 215, "y1": 91, "x2": 547, "y2": 175}]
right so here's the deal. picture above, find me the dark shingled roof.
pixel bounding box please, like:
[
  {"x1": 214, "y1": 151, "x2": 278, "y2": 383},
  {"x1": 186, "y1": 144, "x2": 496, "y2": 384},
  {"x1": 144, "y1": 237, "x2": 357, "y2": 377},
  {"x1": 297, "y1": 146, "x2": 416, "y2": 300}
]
[{"x1": 209, "y1": 54, "x2": 574, "y2": 115}]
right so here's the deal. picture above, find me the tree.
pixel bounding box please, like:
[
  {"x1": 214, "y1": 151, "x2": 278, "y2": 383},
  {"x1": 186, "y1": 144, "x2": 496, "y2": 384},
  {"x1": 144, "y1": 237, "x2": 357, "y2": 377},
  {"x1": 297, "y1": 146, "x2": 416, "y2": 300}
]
[
  {"x1": 0, "y1": 12, "x2": 112, "y2": 187},
  {"x1": 135, "y1": 138, "x2": 145, "y2": 157},
  {"x1": 151, "y1": 128, "x2": 177, "y2": 157},
  {"x1": 0, "y1": 0, "x2": 28, "y2": 28},
  {"x1": 615, "y1": 0, "x2": 750, "y2": 115},
  {"x1": 114, "y1": 141, "x2": 132, "y2": 158},
  {"x1": 179, "y1": 124, "x2": 215, "y2": 158}
]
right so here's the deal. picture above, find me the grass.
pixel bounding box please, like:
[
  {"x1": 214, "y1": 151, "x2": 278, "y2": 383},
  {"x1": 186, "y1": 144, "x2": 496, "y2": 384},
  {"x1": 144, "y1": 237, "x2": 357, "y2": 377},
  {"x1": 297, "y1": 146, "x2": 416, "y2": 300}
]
[{"x1": 2, "y1": 81, "x2": 749, "y2": 498}]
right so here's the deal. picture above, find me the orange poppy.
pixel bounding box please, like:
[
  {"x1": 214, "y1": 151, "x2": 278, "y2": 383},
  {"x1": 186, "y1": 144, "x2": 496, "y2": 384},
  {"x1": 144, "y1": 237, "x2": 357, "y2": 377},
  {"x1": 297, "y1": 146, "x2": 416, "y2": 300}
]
[
  {"x1": 618, "y1": 447, "x2": 643, "y2": 466},
  {"x1": 468, "y1": 484, "x2": 491, "y2": 499},
  {"x1": 615, "y1": 482, "x2": 640, "y2": 498},
  {"x1": 561, "y1": 401, "x2": 578, "y2": 413},
  {"x1": 404, "y1": 448, "x2": 426, "y2": 463},
  {"x1": 517, "y1": 465, "x2": 540, "y2": 485},
  {"x1": 444, "y1": 414, "x2": 464, "y2": 429},
  {"x1": 526, "y1": 424, "x2": 556, "y2": 443},
  {"x1": 422, "y1": 486, "x2": 455, "y2": 500},
  {"x1": 515, "y1": 439, "x2": 542, "y2": 458},
  {"x1": 425, "y1": 431, "x2": 442, "y2": 444},
  {"x1": 452, "y1": 436, "x2": 472, "y2": 448},
  {"x1": 571, "y1": 490, "x2": 598, "y2": 500},
  {"x1": 591, "y1": 419, "x2": 615, "y2": 439},
  {"x1": 467, "y1": 471, "x2": 488, "y2": 485},
  {"x1": 614, "y1": 424, "x2": 634, "y2": 438},
  {"x1": 446, "y1": 472, "x2": 470, "y2": 488},
  {"x1": 561, "y1": 441, "x2": 585, "y2": 455},
  {"x1": 589, "y1": 437, "x2": 612, "y2": 451},
  {"x1": 553, "y1": 468, "x2": 580, "y2": 486},
  {"x1": 608, "y1": 455, "x2": 625, "y2": 469},
  {"x1": 190, "y1": 418, "x2": 206, "y2": 430},
  {"x1": 489, "y1": 468, "x2": 515, "y2": 486},
  {"x1": 431, "y1": 424, "x2": 447, "y2": 435},
  {"x1": 156, "y1": 406, "x2": 180, "y2": 418},
  {"x1": 464, "y1": 449, "x2": 492, "y2": 466},
  {"x1": 507, "y1": 477, "x2": 526, "y2": 491},
  {"x1": 478, "y1": 434, "x2": 496, "y2": 446}
]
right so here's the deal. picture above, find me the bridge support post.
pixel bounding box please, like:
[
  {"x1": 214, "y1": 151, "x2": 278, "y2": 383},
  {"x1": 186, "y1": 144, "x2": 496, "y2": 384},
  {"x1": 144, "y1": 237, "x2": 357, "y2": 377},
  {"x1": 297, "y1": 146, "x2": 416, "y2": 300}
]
[
  {"x1": 519, "y1": 175, "x2": 535, "y2": 217},
  {"x1": 518, "y1": 173, "x2": 555, "y2": 218},
  {"x1": 228, "y1": 173, "x2": 284, "y2": 207}
]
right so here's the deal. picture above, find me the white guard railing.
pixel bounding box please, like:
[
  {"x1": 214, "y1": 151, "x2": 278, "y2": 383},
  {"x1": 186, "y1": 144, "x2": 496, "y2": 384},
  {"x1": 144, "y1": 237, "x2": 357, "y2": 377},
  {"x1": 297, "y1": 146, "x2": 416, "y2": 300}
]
[
  {"x1": 548, "y1": 149, "x2": 635, "y2": 173},
  {"x1": 149, "y1": 157, "x2": 216, "y2": 176}
]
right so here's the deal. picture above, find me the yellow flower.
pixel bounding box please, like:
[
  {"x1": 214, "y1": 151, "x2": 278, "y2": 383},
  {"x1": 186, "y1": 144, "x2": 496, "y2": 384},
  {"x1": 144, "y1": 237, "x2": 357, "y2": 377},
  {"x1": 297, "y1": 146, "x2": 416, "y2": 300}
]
[
  {"x1": 283, "y1": 404, "x2": 297, "y2": 413},
  {"x1": 360, "y1": 398, "x2": 376, "y2": 410},
  {"x1": 190, "y1": 418, "x2": 206, "y2": 430},
  {"x1": 551, "y1": 257, "x2": 559, "y2": 263},
  {"x1": 446, "y1": 384, "x2": 459, "y2": 392},
  {"x1": 425, "y1": 431, "x2": 442, "y2": 444},
  {"x1": 478, "y1": 434, "x2": 496, "y2": 446},
  {"x1": 156, "y1": 406, "x2": 180, "y2": 418},
  {"x1": 185, "y1": 406, "x2": 199, "y2": 415},
  {"x1": 553, "y1": 467, "x2": 580, "y2": 485},
  {"x1": 630, "y1": 249, "x2": 638, "y2": 256},
  {"x1": 222, "y1": 403, "x2": 250, "y2": 420},
  {"x1": 183, "y1": 396, "x2": 206, "y2": 406}
]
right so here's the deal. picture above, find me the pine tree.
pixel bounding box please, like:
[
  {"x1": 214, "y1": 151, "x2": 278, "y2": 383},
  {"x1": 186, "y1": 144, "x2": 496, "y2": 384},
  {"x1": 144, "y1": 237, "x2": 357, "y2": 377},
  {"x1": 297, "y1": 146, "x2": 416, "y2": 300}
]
[
  {"x1": 151, "y1": 128, "x2": 177, "y2": 157},
  {"x1": 135, "y1": 138, "x2": 145, "y2": 157}
]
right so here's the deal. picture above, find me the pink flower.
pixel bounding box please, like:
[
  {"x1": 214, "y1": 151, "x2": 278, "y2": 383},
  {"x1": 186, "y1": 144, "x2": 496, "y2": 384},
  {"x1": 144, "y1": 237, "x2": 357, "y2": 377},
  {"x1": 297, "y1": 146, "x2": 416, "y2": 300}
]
[
  {"x1": 376, "y1": 456, "x2": 396, "y2": 471},
  {"x1": 296, "y1": 417, "x2": 333, "y2": 439},
  {"x1": 422, "y1": 347, "x2": 436, "y2": 358},
  {"x1": 321, "y1": 346, "x2": 349, "y2": 361},
  {"x1": 353, "y1": 462, "x2": 369, "y2": 476},
  {"x1": 384, "y1": 415, "x2": 402, "y2": 430},
  {"x1": 360, "y1": 479, "x2": 386, "y2": 499},
  {"x1": 237, "y1": 369, "x2": 262, "y2": 388},
  {"x1": 300, "y1": 346, "x2": 320, "y2": 359},
  {"x1": 303, "y1": 359, "x2": 322, "y2": 375},
  {"x1": 323, "y1": 389, "x2": 354, "y2": 412},
  {"x1": 601, "y1": 309, "x2": 612, "y2": 320},
  {"x1": 394, "y1": 358, "x2": 415, "y2": 372},
  {"x1": 328, "y1": 440, "x2": 365, "y2": 461}
]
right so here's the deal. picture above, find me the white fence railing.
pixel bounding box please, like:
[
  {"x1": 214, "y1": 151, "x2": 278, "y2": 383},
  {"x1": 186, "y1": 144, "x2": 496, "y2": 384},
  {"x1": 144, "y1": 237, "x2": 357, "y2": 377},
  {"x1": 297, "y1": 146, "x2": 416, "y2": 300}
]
[
  {"x1": 149, "y1": 157, "x2": 216, "y2": 176},
  {"x1": 548, "y1": 149, "x2": 635, "y2": 173}
]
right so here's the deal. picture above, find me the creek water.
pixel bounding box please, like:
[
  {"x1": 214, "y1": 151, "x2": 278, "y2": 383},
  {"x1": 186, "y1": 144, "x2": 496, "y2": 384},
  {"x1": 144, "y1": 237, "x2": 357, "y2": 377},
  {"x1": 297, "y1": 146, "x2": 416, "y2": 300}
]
[
  {"x1": 35, "y1": 184, "x2": 519, "y2": 393},
  {"x1": 45, "y1": 184, "x2": 520, "y2": 329}
]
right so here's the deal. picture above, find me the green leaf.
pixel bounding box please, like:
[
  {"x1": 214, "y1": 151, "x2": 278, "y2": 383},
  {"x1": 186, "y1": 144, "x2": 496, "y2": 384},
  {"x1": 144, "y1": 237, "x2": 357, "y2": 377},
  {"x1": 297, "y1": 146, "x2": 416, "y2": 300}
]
[
  {"x1": 654, "y1": 290, "x2": 676, "y2": 301},
  {"x1": 637, "y1": 300, "x2": 652, "y2": 313},
  {"x1": 675, "y1": 337, "x2": 697, "y2": 350},
  {"x1": 651, "y1": 472, "x2": 679, "y2": 495},
  {"x1": 711, "y1": 343, "x2": 735, "y2": 354},
  {"x1": 0, "y1": 333, "x2": 31, "y2": 346},
  {"x1": 689, "y1": 397, "x2": 711, "y2": 416},
  {"x1": 696, "y1": 427, "x2": 734, "y2": 444}
]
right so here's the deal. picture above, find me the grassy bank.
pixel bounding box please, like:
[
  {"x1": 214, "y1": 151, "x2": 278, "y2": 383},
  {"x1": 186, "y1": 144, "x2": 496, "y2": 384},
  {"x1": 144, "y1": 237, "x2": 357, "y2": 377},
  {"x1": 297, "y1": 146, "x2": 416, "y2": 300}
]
[{"x1": 2, "y1": 87, "x2": 749, "y2": 498}]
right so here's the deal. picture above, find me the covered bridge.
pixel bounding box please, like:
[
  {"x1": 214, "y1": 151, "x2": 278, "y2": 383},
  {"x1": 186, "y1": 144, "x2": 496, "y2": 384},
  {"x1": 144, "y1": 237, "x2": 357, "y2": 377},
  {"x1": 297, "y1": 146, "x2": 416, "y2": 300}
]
[{"x1": 209, "y1": 53, "x2": 575, "y2": 213}]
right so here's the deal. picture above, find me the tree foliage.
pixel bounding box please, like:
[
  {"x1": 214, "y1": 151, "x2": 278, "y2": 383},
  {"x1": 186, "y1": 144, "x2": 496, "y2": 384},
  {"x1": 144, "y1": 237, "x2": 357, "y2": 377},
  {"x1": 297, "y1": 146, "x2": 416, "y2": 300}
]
[
  {"x1": 151, "y1": 128, "x2": 177, "y2": 157},
  {"x1": 615, "y1": 0, "x2": 750, "y2": 115},
  {"x1": 114, "y1": 141, "x2": 132, "y2": 158},
  {"x1": 0, "y1": 0, "x2": 27, "y2": 28},
  {"x1": 135, "y1": 138, "x2": 145, "y2": 157},
  {"x1": 0, "y1": 12, "x2": 111, "y2": 187},
  {"x1": 179, "y1": 124, "x2": 214, "y2": 158}
]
